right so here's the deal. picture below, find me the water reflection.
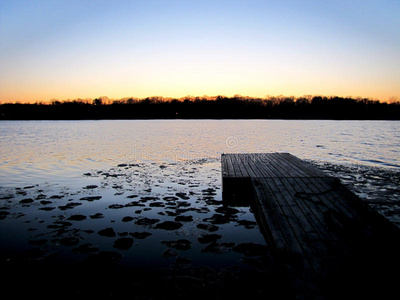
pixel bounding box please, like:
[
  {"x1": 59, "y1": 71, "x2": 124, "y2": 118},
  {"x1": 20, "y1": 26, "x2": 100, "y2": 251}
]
[{"x1": 0, "y1": 120, "x2": 399, "y2": 186}]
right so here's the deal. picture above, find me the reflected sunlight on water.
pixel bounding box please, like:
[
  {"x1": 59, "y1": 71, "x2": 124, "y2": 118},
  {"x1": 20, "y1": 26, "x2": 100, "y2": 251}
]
[{"x1": 1, "y1": 120, "x2": 399, "y2": 186}]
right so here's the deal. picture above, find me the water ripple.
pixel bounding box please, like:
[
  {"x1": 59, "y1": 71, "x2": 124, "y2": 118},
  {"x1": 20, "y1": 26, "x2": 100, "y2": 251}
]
[{"x1": 1, "y1": 120, "x2": 399, "y2": 186}]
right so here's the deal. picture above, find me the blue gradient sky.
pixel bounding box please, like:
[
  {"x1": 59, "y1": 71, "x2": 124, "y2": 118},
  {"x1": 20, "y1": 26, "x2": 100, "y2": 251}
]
[{"x1": 1, "y1": 0, "x2": 399, "y2": 102}]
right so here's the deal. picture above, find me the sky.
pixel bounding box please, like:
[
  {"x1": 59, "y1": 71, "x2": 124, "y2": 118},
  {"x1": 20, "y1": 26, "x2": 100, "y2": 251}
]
[{"x1": 0, "y1": 0, "x2": 399, "y2": 103}]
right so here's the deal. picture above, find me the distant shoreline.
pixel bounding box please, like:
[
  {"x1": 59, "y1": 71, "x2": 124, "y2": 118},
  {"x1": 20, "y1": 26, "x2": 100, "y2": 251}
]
[{"x1": 1, "y1": 95, "x2": 399, "y2": 120}]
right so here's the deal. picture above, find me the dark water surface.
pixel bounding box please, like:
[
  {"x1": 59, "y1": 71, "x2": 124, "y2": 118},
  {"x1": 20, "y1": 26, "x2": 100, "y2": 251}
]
[{"x1": 1, "y1": 120, "x2": 399, "y2": 298}]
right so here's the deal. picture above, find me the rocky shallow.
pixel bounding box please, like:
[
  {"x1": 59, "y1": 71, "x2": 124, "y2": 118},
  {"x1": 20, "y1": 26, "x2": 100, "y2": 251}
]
[
  {"x1": 309, "y1": 160, "x2": 400, "y2": 228},
  {"x1": 0, "y1": 159, "x2": 282, "y2": 298},
  {"x1": 1, "y1": 158, "x2": 399, "y2": 298}
]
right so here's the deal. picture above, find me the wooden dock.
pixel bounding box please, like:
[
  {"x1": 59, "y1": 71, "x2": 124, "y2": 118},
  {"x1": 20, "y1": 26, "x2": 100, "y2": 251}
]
[{"x1": 222, "y1": 153, "x2": 400, "y2": 298}]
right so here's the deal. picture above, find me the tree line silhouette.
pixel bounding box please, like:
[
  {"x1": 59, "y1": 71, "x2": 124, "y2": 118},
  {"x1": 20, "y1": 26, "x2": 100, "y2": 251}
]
[{"x1": 1, "y1": 95, "x2": 399, "y2": 120}]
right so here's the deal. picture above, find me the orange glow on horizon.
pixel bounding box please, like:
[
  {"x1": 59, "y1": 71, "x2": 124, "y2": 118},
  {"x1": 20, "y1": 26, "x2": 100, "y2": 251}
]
[
  {"x1": 1, "y1": 1, "x2": 399, "y2": 105},
  {"x1": 1, "y1": 90, "x2": 396, "y2": 105}
]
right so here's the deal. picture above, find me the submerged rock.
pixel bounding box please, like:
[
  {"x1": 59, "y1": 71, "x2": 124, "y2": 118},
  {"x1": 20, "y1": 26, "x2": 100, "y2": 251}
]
[
  {"x1": 236, "y1": 219, "x2": 257, "y2": 229},
  {"x1": 204, "y1": 198, "x2": 222, "y2": 205},
  {"x1": 198, "y1": 234, "x2": 222, "y2": 244},
  {"x1": 23, "y1": 185, "x2": 35, "y2": 189},
  {"x1": 67, "y1": 214, "x2": 87, "y2": 221},
  {"x1": 39, "y1": 206, "x2": 56, "y2": 211},
  {"x1": 233, "y1": 243, "x2": 268, "y2": 256},
  {"x1": 176, "y1": 192, "x2": 190, "y2": 200},
  {"x1": 98, "y1": 227, "x2": 116, "y2": 237},
  {"x1": 40, "y1": 200, "x2": 52, "y2": 205},
  {"x1": 83, "y1": 185, "x2": 98, "y2": 189},
  {"x1": 113, "y1": 237, "x2": 133, "y2": 250},
  {"x1": 155, "y1": 221, "x2": 183, "y2": 230},
  {"x1": 149, "y1": 201, "x2": 165, "y2": 207},
  {"x1": 202, "y1": 188, "x2": 217, "y2": 196},
  {"x1": 130, "y1": 232, "x2": 152, "y2": 239},
  {"x1": 58, "y1": 202, "x2": 82, "y2": 210},
  {"x1": 215, "y1": 206, "x2": 240, "y2": 215},
  {"x1": 90, "y1": 213, "x2": 104, "y2": 219},
  {"x1": 80, "y1": 196, "x2": 102, "y2": 201},
  {"x1": 0, "y1": 211, "x2": 10, "y2": 220},
  {"x1": 176, "y1": 201, "x2": 191, "y2": 207},
  {"x1": 19, "y1": 198, "x2": 34, "y2": 204}
]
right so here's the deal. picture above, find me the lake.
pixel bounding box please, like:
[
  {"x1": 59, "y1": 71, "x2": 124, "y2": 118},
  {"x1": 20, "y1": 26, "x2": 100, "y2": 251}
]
[
  {"x1": 0, "y1": 120, "x2": 399, "y2": 298},
  {"x1": 1, "y1": 120, "x2": 399, "y2": 187}
]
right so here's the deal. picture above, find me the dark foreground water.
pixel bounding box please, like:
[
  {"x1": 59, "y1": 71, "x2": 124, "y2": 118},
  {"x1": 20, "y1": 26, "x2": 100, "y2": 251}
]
[
  {"x1": 1, "y1": 159, "x2": 281, "y2": 298},
  {"x1": 1, "y1": 120, "x2": 399, "y2": 298}
]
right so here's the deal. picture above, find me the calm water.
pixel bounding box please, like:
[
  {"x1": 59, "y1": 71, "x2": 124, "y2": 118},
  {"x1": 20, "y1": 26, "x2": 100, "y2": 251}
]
[
  {"x1": 1, "y1": 120, "x2": 399, "y2": 187},
  {"x1": 1, "y1": 120, "x2": 399, "y2": 297}
]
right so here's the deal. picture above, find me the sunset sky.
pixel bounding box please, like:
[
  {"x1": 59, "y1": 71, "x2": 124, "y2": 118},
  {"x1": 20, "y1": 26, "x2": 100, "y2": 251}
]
[{"x1": 1, "y1": 0, "x2": 399, "y2": 103}]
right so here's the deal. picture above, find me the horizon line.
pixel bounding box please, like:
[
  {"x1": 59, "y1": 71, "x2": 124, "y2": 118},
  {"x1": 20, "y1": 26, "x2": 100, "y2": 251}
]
[{"x1": 2, "y1": 94, "x2": 399, "y2": 105}]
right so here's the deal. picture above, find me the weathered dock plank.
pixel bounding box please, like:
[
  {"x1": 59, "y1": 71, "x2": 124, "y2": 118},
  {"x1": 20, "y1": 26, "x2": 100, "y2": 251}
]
[{"x1": 221, "y1": 153, "x2": 400, "y2": 298}]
